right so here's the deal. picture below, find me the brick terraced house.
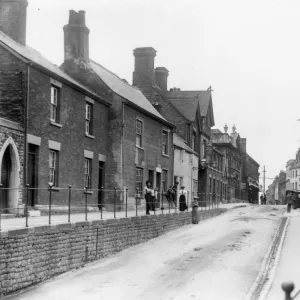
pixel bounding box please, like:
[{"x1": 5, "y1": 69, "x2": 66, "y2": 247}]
[
  {"x1": 0, "y1": 0, "x2": 111, "y2": 211},
  {"x1": 131, "y1": 47, "x2": 224, "y2": 200},
  {"x1": 61, "y1": 11, "x2": 175, "y2": 209}
]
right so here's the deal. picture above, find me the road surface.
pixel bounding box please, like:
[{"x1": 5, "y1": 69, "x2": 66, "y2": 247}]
[{"x1": 6, "y1": 205, "x2": 285, "y2": 300}]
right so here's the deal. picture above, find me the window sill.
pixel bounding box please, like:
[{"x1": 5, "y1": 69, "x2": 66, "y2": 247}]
[
  {"x1": 84, "y1": 190, "x2": 93, "y2": 195},
  {"x1": 50, "y1": 121, "x2": 62, "y2": 128},
  {"x1": 85, "y1": 133, "x2": 95, "y2": 139},
  {"x1": 49, "y1": 187, "x2": 60, "y2": 191}
]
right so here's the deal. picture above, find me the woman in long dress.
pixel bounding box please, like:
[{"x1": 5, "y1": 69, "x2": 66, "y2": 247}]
[
  {"x1": 179, "y1": 186, "x2": 188, "y2": 212},
  {"x1": 144, "y1": 181, "x2": 155, "y2": 215}
]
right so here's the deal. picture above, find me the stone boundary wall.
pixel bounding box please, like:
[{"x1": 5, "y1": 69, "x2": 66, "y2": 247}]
[{"x1": 0, "y1": 208, "x2": 227, "y2": 296}]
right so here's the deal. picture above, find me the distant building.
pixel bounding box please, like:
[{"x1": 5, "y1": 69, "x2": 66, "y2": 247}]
[
  {"x1": 131, "y1": 47, "x2": 223, "y2": 201},
  {"x1": 173, "y1": 133, "x2": 199, "y2": 204}
]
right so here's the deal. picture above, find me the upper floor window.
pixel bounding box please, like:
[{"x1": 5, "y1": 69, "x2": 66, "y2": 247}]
[
  {"x1": 203, "y1": 140, "x2": 207, "y2": 158},
  {"x1": 162, "y1": 130, "x2": 169, "y2": 155},
  {"x1": 85, "y1": 103, "x2": 93, "y2": 135},
  {"x1": 50, "y1": 86, "x2": 59, "y2": 123},
  {"x1": 136, "y1": 119, "x2": 143, "y2": 147},
  {"x1": 192, "y1": 131, "x2": 196, "y2": 151}
]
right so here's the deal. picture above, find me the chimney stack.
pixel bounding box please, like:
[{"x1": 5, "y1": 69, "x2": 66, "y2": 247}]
[
  {"x1": 0, "y1": 0, "x2": 28, "y2": 45},
  {"x1": 63, "y1": 10, "x2": 90, "y2": 62},
  {"x1": 155, "y1": 67, "x2": 169, "y2": 91},
  {"x1": 132, "y1": 47, "x2": 156, "y2": 86}
]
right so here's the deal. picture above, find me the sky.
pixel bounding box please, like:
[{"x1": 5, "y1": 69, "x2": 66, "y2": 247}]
[{"x1": 25, "y1": 0, "x2": 300, "y2": 189}]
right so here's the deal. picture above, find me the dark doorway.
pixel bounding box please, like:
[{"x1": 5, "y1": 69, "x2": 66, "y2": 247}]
[
  {"x1": 0, "y1": 148, "x2": 11, "y2": 210},
  {"x1": 148, "y1": 170, "x2": 154, "y2": 186},
  {"x1": 156, "y1": 172, "x2": 161, "y2": 208},
  {"x1": 28, "y1": 144, "x2": 38, "y2": 207},
  {"x1": 98, "y1": 161, "x2": 105, "y2": 210}
]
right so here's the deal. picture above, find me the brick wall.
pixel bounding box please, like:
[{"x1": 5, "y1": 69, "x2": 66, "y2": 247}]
[
  {"x1": 27, "y1": 67, "x2": 109, "y2": 206},
  {"x1": 0, "y1": 208, "x2": 226, "y2": 296}
]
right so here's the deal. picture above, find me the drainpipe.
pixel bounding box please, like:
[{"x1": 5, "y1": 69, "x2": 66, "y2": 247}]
[
  {"x1": 121, "y1": 102, "x2": 125, "y2": 189},
  {"x1": 24, "y1": 65, "x2": 30, "y2": 200}
]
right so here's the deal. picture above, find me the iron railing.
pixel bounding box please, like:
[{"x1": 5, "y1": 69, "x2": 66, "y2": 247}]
[{"x1": 0, "y1": 185, "x2": 222, "y2": 231}]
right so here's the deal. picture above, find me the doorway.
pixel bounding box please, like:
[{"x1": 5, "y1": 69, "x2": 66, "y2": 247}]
[
  {"x1": 148, "y1": 170, "x2": 154, "y2": 187},
  {"x1": 98, "y1": 161, "x2": 105, "y2": 210},
  {"x1": 156, "y1": 172, "x2": 161, "y2": 208},
  {"x1": 28, "y1": 144, "x2": 38, "y2": 207},
  {"x1": 0, "y1": 148, "x2": 11, "y2": 210}
]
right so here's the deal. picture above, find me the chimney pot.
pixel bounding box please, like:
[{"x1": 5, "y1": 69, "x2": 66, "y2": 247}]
[
  {"x1": 132, "y1": 47, "x2": 156, "y2": 88},
  {"x1": 64, "y1": 10, "x2": 90, "y2": 61},
  {"x1": 0, "y1": 0, "x2": 28, "y2": 45},
  {"x1": 155, "y1": 67, "x2": 169, "y2": 91}
]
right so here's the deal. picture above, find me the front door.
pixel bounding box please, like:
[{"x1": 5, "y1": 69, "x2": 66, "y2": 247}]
[
  {"x1": 98, "y1": 162, "x2": 105, "y2": 210},
  {"x1": 28, "y1": 144, "x2": 38, "y2": 207},
  {"x1": 1, "y1": 149, "x2": 11, "y2": 210},
  {"x1": 156, "y1": 172, "x2": 161, "y2": 208},
  {"x1": 148, "y1": 170, "x2": 154, "y2": 186}
]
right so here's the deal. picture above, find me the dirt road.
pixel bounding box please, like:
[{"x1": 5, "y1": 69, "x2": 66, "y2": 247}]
[{"x1": 7, "y1": 205, "x2": 285, "y2": 300}]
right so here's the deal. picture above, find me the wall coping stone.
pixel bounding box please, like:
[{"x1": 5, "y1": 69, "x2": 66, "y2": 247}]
[
  {"x1": 119, "y1": 218, "x2": 130, "y2": 224},
  {"x1": 75, "y1": 221, "x2": 92, "y2": 227},
  {"x1": 56, "y1": 223, "x2": 72, "y2": 229},
  {"x1": 0, "y1": 231, "x2": 8, "y2": 238},
  {"x1": 33, "y1": 225, "x2": 51, "y2": 233},
  {"x1": 8, "y1": 228, "x2": 30, "y2": 236},
  {"x1": 91, "y1": 220, "x2": 106, "y2": 225},
  {"x1": 106, "y1": 219, "x2": 120, "y2": 224}
]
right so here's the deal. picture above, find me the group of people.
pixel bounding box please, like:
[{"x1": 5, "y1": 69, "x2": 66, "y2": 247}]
[
  {"x1": 144, "y1": 181, "x2": 188, "y2": 215},
  {"x1": 259, "y1": 194, "x2": 267, "y2": 205}
]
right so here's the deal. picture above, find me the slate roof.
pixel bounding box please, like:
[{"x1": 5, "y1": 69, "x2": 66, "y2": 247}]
[
  {"x1": 167, "y1": 90, "x2": 211, "y2": 121},
  {"x1": 173, "y1": 133, "x2": 198, "y2": 155},
  {"x1": 0, "y1": 31, "x2": 104, "y2": 102},
  {"x1": 90, "y1": 60, "x2": 172, "y2": 125}
]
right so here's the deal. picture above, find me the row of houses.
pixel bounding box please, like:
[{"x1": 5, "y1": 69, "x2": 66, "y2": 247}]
[
  {"x1": 266, "y1": 148, "x2": 300, "y2": 204},
  {"x1": 0, "y1": 0, "x2": 260, "y2": 212}
]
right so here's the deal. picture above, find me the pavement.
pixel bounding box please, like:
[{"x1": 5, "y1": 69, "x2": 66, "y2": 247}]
[
  {"x1": 6, "y1": 204, "x2": 285, "y2": 300},
  {"x1": 0, "y1": 203, "x2": 249, "y2": 232},
  {"x1": 265, "y1": 208, "x2": 300, "y2": 300}
]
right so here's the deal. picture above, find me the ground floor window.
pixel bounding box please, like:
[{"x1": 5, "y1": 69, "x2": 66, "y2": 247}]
[
  {"x1": 49, "y1": 150, "x2": 59, "y2": 186},
  {"x1": 136, "y1": 167, "x2": 143, "y2": 195},
  {"x1": 84, "y1": 158, "x2": 92, "y2": 189}
]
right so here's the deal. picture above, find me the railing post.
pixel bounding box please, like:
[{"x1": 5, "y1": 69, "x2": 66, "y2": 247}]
[
  {"x1": 85, "y1": 186, "x2": 88, "y2": 221},
  {"x1": 25, "y1": 184, "x2": 29, "y2": 227},
  {"x1": 282, "y1": 282, "x2": 294, "y2": 300},
  {"x1": 0, "y1": 183, "x2": 2, "y2": 231},
  {"x1": 136, "y1": 188, "x2": 138, "y2": 216},
  {"x1": 175, "y1": 188, "x2": 177, "y2": 213},
  {"x1": 48, "y1": 183, "x2": 53, "y2": 225},
  {"x1": 114, "y1": 187, "x2": 117, "y2": 219},
  {"x1": 100, "y1": 187, "x2": 103, "y2": 220},
  {"x1": 68, "y1": 185, "x2": 71, "y2": 223},
  {"x1": 187, "y1": 191, "x2": 189, "y2": 212},
  {"x1": 125, "y1": 188, "x2": 128, "y2": 218},
  {"x1": 161, "y1": 188, "x2": 164, "y2": 214}
]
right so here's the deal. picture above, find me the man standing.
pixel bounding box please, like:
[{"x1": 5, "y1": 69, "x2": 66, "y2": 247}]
[{"x1": 286, "y1": 191, "x2": 294, "y2": 213}]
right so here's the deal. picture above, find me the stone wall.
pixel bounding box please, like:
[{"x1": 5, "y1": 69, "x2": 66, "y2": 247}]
[{"x1": 0, "y1": 209, "x2": 226, "y2": 296}]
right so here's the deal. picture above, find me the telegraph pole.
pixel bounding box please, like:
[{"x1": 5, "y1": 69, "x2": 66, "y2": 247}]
[{"x1": 263, "y1": 166, "x2": 266, "y2": 194}]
